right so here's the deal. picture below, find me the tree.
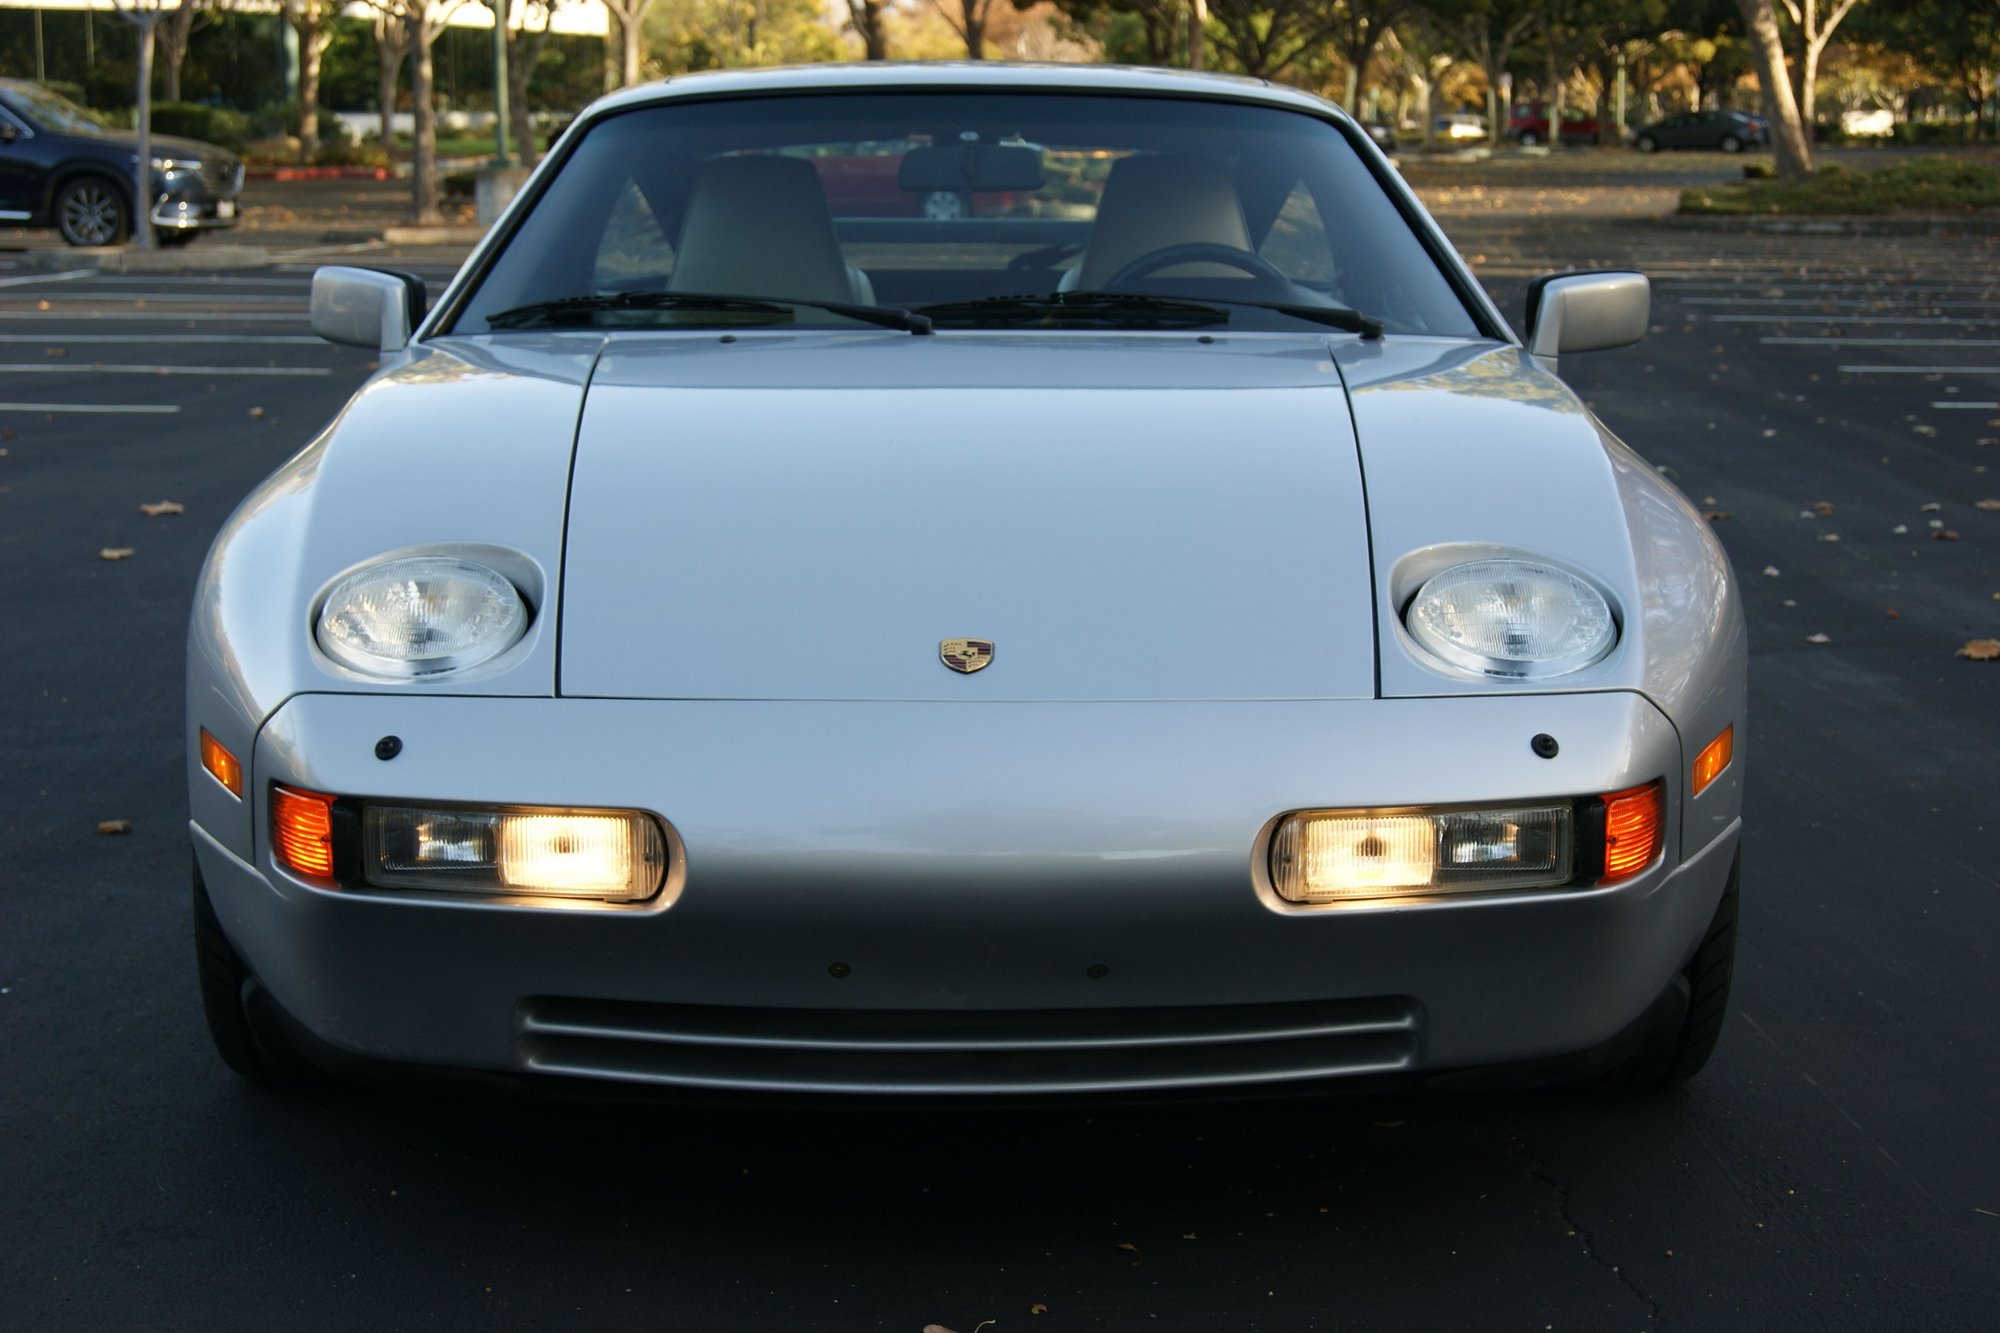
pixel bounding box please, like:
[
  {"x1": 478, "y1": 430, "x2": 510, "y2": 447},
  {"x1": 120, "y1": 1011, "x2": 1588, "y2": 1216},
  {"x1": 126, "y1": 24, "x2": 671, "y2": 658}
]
[
  {"x1": 1328, "y1": 0, "x2": 1414, "y2": 112},
  {"x1": 500, "y1": 0, "x2": 567, "y2": 165},
  {"x1": 370, "y1": 5, "x2": 411, "y2": 151},
  {"x1": 602, "y1": 0, "x2": 657, "y2": 83},
  {"x1": 1457, "y1": 0, "x2": 1538, "y2": 144},
  {"x1": 110, "y1": 0, "x2": 168, "y2": 249},
  {"x1": 1207, "y1": 0, "x2": 1327, "y2": 79},
  {"x1": 368, "y1": 0, "x2": 465, "y2": 222},
  {"x1": 282, "y1": 0, "x2": 341, "y2": 162},
  {"x1": 1734, "y1": 0, "x2": 1813, "y2": 173},
  {"x1": 845, "y1": 0, "x2": 891, "y2": 58},
  {"x1": 933, "y1": 0, "x2": 999, "y2": 55},
  {"x1": 156, "y1": 0, "x2": 220, "y2": 105},
  {"x1": 1774, "y1": 0, "x2": 1866, "y2": 128}
]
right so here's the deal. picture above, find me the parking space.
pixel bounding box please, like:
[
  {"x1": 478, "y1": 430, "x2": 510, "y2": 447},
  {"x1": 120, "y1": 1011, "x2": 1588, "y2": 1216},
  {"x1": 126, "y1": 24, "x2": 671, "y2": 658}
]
[{"x1": 3, "y1": 224, "x2": 1997, "y2": 1331}]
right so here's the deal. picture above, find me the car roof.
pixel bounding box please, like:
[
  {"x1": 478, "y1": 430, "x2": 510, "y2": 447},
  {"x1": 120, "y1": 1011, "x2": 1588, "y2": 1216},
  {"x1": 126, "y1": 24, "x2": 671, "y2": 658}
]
[{"x1": 583, "y1": 62, "x2": 1356, "y2": 128}]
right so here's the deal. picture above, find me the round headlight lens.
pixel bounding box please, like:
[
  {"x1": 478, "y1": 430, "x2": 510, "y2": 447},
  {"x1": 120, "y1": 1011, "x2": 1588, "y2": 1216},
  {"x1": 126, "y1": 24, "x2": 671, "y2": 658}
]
[
  {"x1": 316, "y1": 556, "x2": 528, "y2": 677},
  {"x1": 1405, "y1": 559, "x2": 1615, "y2": 679}
]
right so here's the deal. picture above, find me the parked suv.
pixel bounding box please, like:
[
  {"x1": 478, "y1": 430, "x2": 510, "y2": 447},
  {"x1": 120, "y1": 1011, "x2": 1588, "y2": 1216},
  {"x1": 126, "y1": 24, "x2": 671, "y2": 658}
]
[{"x1": 0, "y1": 79, "x2": 242, "y2": 246}]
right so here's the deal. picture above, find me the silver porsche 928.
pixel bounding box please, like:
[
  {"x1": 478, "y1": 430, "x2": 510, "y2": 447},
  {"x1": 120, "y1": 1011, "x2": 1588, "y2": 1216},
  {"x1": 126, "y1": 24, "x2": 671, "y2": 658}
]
[{"x1": 188, "y1": 63, "x2": 1745, "y2": 1097}]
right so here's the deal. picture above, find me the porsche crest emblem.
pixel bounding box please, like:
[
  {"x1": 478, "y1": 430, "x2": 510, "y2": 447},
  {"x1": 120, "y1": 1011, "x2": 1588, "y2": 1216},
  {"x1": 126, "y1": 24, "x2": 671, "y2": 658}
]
[{"x1": 939, "y1": 638, "x2": 995, "y2": 674}]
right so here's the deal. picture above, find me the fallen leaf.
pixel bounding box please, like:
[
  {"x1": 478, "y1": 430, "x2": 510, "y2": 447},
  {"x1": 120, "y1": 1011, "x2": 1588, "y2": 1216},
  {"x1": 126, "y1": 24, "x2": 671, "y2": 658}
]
[
  {"x1": 139, "y1": 500, "x2": 184, "y2": 516},
  {"x1": 248, "y1": 406, "x2": 265, "y2": 418},
  {"x1": 45, "y1": 347, "x2": 67, "y2": 358},
  {"x1": 1913, "y1": 424, "x2": 1937, "y2": 437},
  {"x1": 1886, "y1": 608, "x2": 1901, "y2": 619},
  {"x1": 1929, "y1": 519, "x2": 1946, "y2": 529},
  {"x1": 99, "y1": 547, "x2": 134, "y2": 560},
  {"x1": 1810, "y1": 501, "x2": 1836, "y2": 516},
  {"x1": 1819, "y1": 533, "x2": 1841, "y2": 542},
  {"x1": 1933, "y1": 529, "x2": 1960, "y2": 541},
  {"x1": 1957, "y1": 639, "x2": 2000, "y2": 661},
  {"x1": 1762, "y1": 428, "x2": 1777, "y2": 438},
  {"x1": 1762, "y1": 565, "x2": 1781, "y2": 576},
  {"x1": 1030, "y1": 1303, "x2": 1049, "y2": 1315},
  {"x1": 1781, "y1": 599, "x2": 1798, "y2": 607},
  {"x1": 1892, "y1": 524, "x2": 1910, "y2": 535},
  {"x1": 97, "y1": 818, "x2": 132, "y2": 834},
  {"x1": 1921, "y1": 501, "x2": 1942, "y2": 512},
  {"x1": 1976, "y1": 499, "x2": 2000, "y2": 512},
  {"x1": 1806, "y1": 633, "x2": 1831, "y2": 645},
  {"x1": 1704, "y1": 510, "x2": 1731, "y2": 522},
  {"x1": 1118, "y1": 1242, "x2": 1140, "y2": 1254},
  {"x1": 35, "y1": 299, "x2": 49, "y2": 311}
]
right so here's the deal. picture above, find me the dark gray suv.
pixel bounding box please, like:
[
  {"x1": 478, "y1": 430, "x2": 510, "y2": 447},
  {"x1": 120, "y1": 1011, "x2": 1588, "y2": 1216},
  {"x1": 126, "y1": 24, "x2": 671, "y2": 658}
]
[{"x1": 0, "y1": 79, "x2": 243, "y2": 246}]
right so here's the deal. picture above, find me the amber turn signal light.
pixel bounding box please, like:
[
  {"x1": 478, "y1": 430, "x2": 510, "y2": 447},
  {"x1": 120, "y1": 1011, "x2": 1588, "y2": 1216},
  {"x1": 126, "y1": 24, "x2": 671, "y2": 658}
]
[
  {"x1": 272, "y1": 784, "x2": 336, "y2": 879},
  {"x1": 1692, "y1": 725, "x2": 1734, "y2": 796},
  {"x1": 1600, "y1": 781, "x2": 1664, "y2": 884},
  {"x1": 199, "y1": 728, "x2": 242, "y2": 798}
]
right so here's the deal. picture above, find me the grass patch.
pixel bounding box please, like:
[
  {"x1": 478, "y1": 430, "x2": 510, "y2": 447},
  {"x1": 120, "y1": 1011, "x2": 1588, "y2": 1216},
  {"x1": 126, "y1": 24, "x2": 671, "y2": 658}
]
[{"x1": 1680, "y1": 156, "x2": 2000, "y2": 214}]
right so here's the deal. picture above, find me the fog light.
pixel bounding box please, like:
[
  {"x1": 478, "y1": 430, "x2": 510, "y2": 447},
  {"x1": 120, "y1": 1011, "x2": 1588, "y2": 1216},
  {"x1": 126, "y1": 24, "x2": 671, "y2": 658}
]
[
  {"x1": 1271, "y1": 803, "x2": 1572, "y2": 903},
  {"x1": 362, "y1": 804, "x2": 665, "y2": 902}
]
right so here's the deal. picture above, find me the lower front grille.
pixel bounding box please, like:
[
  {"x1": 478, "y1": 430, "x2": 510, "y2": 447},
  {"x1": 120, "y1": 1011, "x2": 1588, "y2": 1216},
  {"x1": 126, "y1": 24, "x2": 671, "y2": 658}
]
[{"x1": 515, "y1": 995, "x2": 1421, "y2": 1095}]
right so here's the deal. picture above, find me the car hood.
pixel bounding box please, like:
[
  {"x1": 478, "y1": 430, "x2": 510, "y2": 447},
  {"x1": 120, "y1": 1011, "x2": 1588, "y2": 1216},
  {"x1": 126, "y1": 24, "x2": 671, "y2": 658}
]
[{"x1": 558, "y1": 332, "x2": 1378, "y2": 702}]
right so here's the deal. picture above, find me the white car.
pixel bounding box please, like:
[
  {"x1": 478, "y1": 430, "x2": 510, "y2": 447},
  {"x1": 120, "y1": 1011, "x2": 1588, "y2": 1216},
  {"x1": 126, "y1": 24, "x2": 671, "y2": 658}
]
[{"x1": 188, "y1": 64, "x2": 1746, "y2": 1099}]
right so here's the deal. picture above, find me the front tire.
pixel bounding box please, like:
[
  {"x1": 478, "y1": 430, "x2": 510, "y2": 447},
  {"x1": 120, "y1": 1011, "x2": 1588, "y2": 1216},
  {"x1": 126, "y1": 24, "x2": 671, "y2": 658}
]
[
  {"x1": 1623, "y1": 854, "x2": 1739, "y2": 1086},
  {"x1": 1719, "y1": 134, "x2": 1745, "y2": 153},
  {"x1": 1516, "y1": 130, "x2": 1540, "y2": 147},
  {"x1": 193, "y1": 860, "x2": 277, "y2": 1078},
  {"x1": 1635, "y1": 134, "x2": 1659, "y2": 153},
  {"x1": 53, "y1": 175, "x2": 130, "y2": 247}
]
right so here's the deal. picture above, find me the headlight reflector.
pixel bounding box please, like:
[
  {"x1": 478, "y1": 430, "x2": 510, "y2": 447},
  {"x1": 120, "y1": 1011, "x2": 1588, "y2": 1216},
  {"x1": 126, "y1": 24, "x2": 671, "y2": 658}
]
[
  {"x1": 1271, "y1": 804, "x2": 1573, "y2": 904},
  {"x1": 317, "y1": 556, "x2": 528, "y2": 677},
  {"x1": 1405, "y1": 559, "x2": 1615, "y2": 678},
  {"x1": 362, "y1": 804, "x2": 665, "y2": 901}
]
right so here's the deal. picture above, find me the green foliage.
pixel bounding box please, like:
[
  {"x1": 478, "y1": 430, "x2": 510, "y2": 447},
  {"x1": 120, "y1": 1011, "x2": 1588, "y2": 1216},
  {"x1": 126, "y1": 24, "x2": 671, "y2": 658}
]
[
  {"x1": 1680, "y1": 155, "x2": 2000, "y2": 213},
  {"x1": 644, "y1": 0, "x2": 840, "y2": 74},
  {"x1": 149, "y1": 102, "x2": 255, "y2": 151}
]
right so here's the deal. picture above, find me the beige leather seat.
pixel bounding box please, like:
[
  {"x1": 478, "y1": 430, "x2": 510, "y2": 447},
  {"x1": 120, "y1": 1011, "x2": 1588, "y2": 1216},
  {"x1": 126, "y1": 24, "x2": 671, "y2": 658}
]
[
  {"x1": 671, "y1": 154, "x2": 875, "y2": 305},
  {"x1": 1065, "y1": 153, "x2": 1255, "y2": 291}
]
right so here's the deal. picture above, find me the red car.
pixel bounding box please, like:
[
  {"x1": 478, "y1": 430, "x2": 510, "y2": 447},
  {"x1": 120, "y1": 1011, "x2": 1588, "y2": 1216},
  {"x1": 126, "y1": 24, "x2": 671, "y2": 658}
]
[
  {"x1": 1506, "y1": 103, "x2": 1604, "y2": 147},
  {"x1": 809, "y1": 144, "x2": 1023, "y2": 219}
]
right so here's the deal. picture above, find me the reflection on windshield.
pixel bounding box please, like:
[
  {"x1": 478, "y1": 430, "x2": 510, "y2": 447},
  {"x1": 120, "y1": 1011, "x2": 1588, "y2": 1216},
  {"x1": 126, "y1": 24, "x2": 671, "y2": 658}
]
[
  {"x1": 455, "y1": 92, "x2": 1482, "y2": 339},
  {"x1": 6, "y1": 84, "x2": 108, "y2": 135}
]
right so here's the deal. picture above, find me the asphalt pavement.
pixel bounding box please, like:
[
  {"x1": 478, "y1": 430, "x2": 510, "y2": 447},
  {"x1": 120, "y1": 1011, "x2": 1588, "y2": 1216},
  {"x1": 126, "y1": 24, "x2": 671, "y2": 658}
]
[{"x1": 2, "y1": 212, "x2": 1997, "y2": 1332}]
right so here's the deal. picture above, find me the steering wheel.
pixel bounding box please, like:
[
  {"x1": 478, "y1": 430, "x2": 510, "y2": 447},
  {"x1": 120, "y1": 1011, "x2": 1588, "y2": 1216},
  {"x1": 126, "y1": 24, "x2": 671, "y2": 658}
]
[{"x1": 1101, "y1": 242, "x2": 1292, "y2": 292}]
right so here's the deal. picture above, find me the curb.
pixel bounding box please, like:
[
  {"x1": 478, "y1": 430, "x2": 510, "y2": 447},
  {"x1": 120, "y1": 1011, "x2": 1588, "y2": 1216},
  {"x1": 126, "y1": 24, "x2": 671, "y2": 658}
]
[
  {"x1": 245, "y1": 165, "x2": 397, "y2": 181},
  {"x1": 1661, "y1": 211, "x2": 2000, "y2": 235},
  {"x1": 7, "y1": 243, "x2": 275, "y2": 272},
  {"x1": 381, "y1": 224, "x2": 489, "y2": 245}
]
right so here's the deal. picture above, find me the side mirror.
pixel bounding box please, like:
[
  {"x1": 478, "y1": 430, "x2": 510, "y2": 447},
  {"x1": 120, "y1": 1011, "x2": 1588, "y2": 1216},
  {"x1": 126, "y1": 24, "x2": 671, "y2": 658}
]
[
  {"x1": 310, "y1": 266, "x2": 426, "y2": 351},
  {"x1": 0, "y1": 121, "x2": 18, "y2": 145},
  {"x1": 1525, "y1": 270, "x2": 1649, "y2": 372}
]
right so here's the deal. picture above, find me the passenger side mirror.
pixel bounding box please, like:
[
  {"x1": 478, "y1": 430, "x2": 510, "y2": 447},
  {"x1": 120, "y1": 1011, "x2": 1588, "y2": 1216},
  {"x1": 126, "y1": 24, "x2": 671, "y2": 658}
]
[
  {"x1": 1525, "y1": 270, "x2": 1649, "y2": 373},
  {"x1": 310, "y1": 265, "x2": 426, "y2": 352}
]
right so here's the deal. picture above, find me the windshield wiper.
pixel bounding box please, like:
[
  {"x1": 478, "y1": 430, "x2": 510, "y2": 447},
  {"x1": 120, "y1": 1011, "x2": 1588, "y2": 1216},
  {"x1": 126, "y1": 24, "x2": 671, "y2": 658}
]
[
  {"x1": 1175, "y1": 296, "x2": 1385, "y2": 340},
  {"x1": 484, "y1": 291, "x2": 932, "y2": 334},
  {"x1": 915, "y1": 291, "x2": 1230, "y2": 329}
]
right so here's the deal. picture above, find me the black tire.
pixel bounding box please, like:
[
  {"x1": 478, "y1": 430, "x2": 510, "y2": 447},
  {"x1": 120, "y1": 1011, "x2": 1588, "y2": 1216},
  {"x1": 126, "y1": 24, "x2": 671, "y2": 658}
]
[
  {"x1": 193, "y1": 860, "x2": 274, "y2": 1078},
  {"x1": 1621, "y1": 854, "x2": 1739, "y2": 1087},
  {"x1": 1635, "y1": 134, "x2": 1659, "y2": 153},
  {"x1": 53, "y1": 174, "x2": 131, "y2": 247}
]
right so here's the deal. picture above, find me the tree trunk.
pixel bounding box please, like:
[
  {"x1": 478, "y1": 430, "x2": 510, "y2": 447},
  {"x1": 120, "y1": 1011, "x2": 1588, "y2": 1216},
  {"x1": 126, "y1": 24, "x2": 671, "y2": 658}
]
[
  {"x1": 621, "y1": 14, "x2": 641, "y2": 85},
  {"x1": 134, "y1": 17, "x2": 156, "y2": 249},
  {"x1": 1545, "y1": 48, "x2": 1563, "y2": 151},
  {"x1": 1188, "y1": 0, "x2": 1205, "y2": 70},
  {"x1": 375, "y1": 16, "x2": 407, "y2": 151},
  {"x1": 507, "y1": 24, "x2": 545, "y2": 167},
  {"x1": 408, "y1": 14, "x2": 440, "y2": 224},
  {"x1": 1798, "y1": 40, "x2": 1822, "y2": 137},
  {"x1": 1734, "y1": 0, "x2": 1813, "y2": 176},
  {"x1": 299, "y1": 18, "x2": 325, "y2": 164}
]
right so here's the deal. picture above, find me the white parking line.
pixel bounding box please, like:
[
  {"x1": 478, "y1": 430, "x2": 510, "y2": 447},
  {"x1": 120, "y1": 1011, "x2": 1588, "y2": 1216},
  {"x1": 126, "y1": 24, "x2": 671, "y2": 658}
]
[
  {"x1": 0, "y1": 401, "x2": 179, "y2": 413},
  {"x1": 1931, "y1": 401, "x2": 2000, "y2": 409},
  {"x1": 1762, "y1": 337, "x2": 2000, "y2": 347},
  {"x1": 0, "y1": 291, "x2": 305, "y2": 304},
  {"x1": 0, "y1": 311, "x2": 308, "y2": 322},
  {"x1": 0, "y1": 269, "x2": 96, "y2": 289},
  {"x1": 1682, "y1": 297, "x2": 1995, "y2": 308},
  {"x1": 1710, "y1": 315, "x2": 1989, "y2": 326},
  {"x1": 0, "y1": 333, "x2": 325, "y2": 344},
  {"x1": 0, "y1": 363, "x2": 332, "y2": 375},
  {"x1": 1838, "y1": 365, "x2": 2000, "y2": 375},
  {"x1": 1663, "y1": 281, "x2": 2000, "y2": 295}
]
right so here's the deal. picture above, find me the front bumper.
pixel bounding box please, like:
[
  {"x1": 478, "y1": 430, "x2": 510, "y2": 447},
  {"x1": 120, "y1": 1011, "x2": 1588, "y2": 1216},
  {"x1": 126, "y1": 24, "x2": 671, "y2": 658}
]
[
  {"x1": 193, "y1": 691, "x2": 1735, "y2": 1095},
  {"x1": 152, "y1": 187, "x2": 239, "y2": 233}
]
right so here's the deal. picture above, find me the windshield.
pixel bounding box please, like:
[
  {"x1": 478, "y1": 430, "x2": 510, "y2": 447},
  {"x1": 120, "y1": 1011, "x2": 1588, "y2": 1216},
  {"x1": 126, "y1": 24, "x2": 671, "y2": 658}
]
[
  {"x1": 3, "y1": 83, "x2": 109, "y2": 135},
  {"x1": 453, "y1": 92, "x2": 1483, "y2": 338}
]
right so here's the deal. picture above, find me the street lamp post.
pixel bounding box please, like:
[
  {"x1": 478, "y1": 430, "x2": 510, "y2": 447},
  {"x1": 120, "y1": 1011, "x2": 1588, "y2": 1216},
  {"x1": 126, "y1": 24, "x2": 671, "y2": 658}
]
[{"x1": 491, "y1": 0, "x2": 512, "y2": 166}]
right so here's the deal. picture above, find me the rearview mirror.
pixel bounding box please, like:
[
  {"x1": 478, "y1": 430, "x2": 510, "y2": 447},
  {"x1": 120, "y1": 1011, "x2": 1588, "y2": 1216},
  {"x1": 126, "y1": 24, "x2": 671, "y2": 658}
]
[
  {"x1": 1525, "y1": 270, "x2": 1649, "y2": 372},
  {"x1": 897, "y1": 143, "x2": 1044, "y2": 194},
  {"x1": 311, "y1": 266, "x2": 426, "y2": 352}
]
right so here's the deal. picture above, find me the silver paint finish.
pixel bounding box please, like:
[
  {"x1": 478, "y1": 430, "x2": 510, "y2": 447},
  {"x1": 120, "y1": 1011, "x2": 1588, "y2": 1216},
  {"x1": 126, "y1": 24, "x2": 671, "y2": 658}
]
[
  {"x1": 311, "y1": 265, "x2": 418, "y2": 352},
  {"x1": 561, "y1": 332, "x2": 1375, "y2": 702},
  {"x1": 1529, "y1": 271, "x2": 1651, "y2": 372},
  {"x1": 193, "y1": 688, "x2": 1727, "y2": 1085}
]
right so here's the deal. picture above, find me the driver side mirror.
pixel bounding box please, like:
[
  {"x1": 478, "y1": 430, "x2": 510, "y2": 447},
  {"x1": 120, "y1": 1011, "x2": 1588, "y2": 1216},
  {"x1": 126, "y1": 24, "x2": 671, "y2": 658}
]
[
  {"x1": 1525, "y1": 270, "x2": 1649, "y2": 373},
  {"x1": 310, "y1": 266, "x2": 426, "y2": 352}
]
